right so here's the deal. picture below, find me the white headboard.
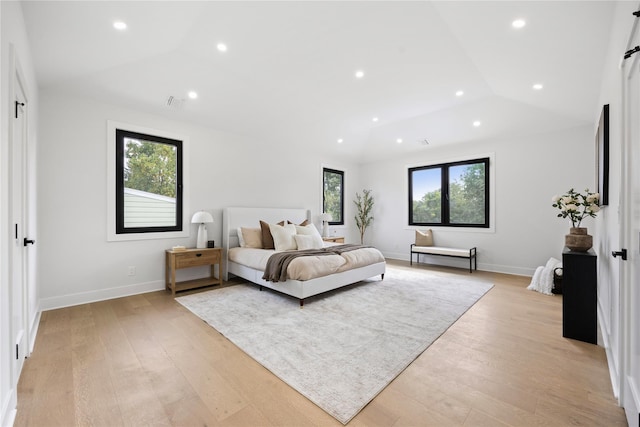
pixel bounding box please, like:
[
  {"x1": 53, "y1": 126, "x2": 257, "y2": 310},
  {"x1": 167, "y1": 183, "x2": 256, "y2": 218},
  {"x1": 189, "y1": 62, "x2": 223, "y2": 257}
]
[{"x1": 222, "y1": 207, "x2": 311, "y2": 280}]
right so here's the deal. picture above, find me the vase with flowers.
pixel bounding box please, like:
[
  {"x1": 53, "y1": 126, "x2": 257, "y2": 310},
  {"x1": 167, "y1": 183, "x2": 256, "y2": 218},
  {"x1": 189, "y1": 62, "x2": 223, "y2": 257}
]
[{"x1": 552, "y1": 188, "x2": 600, "y2": 252}]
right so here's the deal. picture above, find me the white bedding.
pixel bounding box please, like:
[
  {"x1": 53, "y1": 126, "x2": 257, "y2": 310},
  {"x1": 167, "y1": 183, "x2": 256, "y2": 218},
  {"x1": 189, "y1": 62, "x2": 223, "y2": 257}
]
[{"x1": 228, "y1": 245, "x2": 385, "y2": 281}]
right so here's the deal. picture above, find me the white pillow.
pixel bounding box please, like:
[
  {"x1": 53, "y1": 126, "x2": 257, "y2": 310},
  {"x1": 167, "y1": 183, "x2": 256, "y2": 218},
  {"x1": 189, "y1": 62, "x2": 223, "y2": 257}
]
[
  {"x1": 237, "y1": 227, "x2": 246, "y2": 247},
  {"x1": 269, "y1": 223, "x2": 297, "y2": 251},
  {"x1": 295, "y1": 224, "x2": 324, "y2": 248},
  {"x1": 294, "y1": 234, "x2": 324, "y2": 250}
]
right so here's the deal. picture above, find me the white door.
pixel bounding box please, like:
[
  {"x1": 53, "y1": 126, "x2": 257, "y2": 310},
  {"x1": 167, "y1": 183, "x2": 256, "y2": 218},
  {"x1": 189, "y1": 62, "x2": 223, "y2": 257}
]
[
  {"x1": 621, "y1": 32, "x2": 640, "y2": 427},
  {"x1": 9, "y1": 57, "x2": 29, "y2": 382}
]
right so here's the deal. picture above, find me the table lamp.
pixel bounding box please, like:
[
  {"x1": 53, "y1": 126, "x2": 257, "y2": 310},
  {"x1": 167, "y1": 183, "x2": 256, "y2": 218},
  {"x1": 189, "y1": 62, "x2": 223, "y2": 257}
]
[
  {"x1": 191, "y1": 211, "x2": 214, "y2": 248},
  {"x1": 319, "y1": 212, "x2": 332, "y2": 238}
]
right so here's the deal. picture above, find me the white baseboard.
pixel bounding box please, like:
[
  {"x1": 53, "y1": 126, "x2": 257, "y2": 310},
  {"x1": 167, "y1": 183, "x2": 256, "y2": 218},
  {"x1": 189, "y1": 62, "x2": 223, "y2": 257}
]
[
  {"x1": 39, "y1": 280, "x2": 165, "y2": 312},
  {"x1": 598, "y1": 299, "x2": 620, "y2": 400},
  {"x1": 382, "y1": 252, "x2": 534, "y2": 277},
  {"x1": 1, "y1": 390, "x2": 16, "y2": 427},
  {"x1": 623, "y1": 376, "x2": 640, "y2": 427},
  {"x1": 29, "y1": 309, "x2": 41, "y2": 355}
]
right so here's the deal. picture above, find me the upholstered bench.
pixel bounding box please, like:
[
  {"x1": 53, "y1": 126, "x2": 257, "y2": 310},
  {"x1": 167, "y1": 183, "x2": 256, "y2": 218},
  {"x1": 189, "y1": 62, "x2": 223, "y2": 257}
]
[{"x1": 410, "y1": 229, "x2": 477, "y2": 273}]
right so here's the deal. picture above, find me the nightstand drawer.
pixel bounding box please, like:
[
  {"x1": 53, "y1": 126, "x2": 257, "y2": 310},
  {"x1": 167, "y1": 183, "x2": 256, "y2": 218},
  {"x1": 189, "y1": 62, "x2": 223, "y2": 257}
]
[{"x1": 175, "y1": 250, "x2": 219, "y2": 268}]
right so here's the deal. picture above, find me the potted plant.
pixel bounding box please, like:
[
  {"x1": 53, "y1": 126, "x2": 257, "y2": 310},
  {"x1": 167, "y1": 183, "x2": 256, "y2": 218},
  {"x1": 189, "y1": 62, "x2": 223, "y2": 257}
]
[
  {"x1": 354, "y1": 189, "x2": 374, "y2": 244},
  {"x1": 551, "y1": 188, "x2": 600, "y2": 251}
]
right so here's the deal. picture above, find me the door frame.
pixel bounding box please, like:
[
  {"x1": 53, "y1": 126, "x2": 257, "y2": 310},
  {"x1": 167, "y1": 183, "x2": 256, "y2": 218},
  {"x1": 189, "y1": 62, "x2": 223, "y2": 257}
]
[
  {"x1": 621, "y1": 11, "x2": 640, "y2": 425},
  {"x1": 7, "y1": 43, "x2": 31, "y2": 385}
]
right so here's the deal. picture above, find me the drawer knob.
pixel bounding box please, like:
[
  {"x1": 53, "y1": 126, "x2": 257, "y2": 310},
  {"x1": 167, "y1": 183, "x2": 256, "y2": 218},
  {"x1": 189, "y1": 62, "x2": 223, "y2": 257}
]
[{"x1": 196, "y1": 253, "x2": 202, "y2": 257}]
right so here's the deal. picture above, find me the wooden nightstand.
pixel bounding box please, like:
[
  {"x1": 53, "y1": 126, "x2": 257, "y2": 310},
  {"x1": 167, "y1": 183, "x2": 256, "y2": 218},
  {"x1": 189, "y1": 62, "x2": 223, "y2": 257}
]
[
  {"x1": 322, "y1": 236, "x2": 345, "y2": 243},
  {"x1": 165, "y1": 247, "x2": 222, "y2": 296}
]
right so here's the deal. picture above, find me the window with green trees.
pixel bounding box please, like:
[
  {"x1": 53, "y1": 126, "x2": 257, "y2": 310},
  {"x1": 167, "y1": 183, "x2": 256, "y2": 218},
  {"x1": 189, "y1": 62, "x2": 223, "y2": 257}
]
[
  {"x1": 323, "y1": 168, "x2": 344, "y2": 225},
  {"x1": 115, "y1": 129, "x2": 183, "y2": 234},
  {"x1": 409, "y1": 158, "x2": 489, "y2": 228}
]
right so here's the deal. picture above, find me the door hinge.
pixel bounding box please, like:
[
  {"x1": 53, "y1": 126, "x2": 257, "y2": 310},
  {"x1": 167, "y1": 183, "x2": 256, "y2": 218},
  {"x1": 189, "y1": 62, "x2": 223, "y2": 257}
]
[
  {"x1": 15, "y1": 101, "x2": 24, "y2": 119},
  {"x1": 625, "y1": 46, "x2": 640, "y2": 60}
]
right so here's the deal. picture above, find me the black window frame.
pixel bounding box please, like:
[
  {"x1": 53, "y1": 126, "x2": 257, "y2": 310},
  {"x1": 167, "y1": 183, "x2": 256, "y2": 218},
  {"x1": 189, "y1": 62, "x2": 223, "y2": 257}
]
[
  {"x1": 408, "y1": 157, "x2": 489, "y2": 228},
  {"x1": 323, "y1": 167, "x2": 345, "y2": 226},
  {"x1": 115, "y1": 129, "x2": 183, "y2": 234}
]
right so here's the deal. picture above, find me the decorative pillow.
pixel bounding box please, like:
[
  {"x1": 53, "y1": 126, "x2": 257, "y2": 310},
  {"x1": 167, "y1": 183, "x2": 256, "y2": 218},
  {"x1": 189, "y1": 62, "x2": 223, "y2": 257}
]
[
  {"x1": 237, "y1": 227, "x2": 246, "y2": 247},
  {"x1": 295, "y1": 224, "x2": 324, "y2": 248},
  {"x1": 269, "y1": 223, "x2": 297, "y2": 251},
  {"x1": 294, "y1": 234, "x2": 323, "y2": 250},
  {"x1": 288, "y1": 219, "x2": 310, "y2": 226},
  {"x1": 260, "y1": 220, "x2": 284, "y2": 249},
  {"x1": 415, "y1": 229, "x2": 434, "y2": 246},
  {"x1": 240, "y1": 227, "x2": 262, "y2": 248}
]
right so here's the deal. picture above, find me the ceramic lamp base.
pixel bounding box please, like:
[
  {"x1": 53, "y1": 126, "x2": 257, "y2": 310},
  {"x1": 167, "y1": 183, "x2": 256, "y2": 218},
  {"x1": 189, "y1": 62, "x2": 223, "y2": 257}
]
[{"x1": 196, "y1": 224, "x2": 208, "y2": 249}]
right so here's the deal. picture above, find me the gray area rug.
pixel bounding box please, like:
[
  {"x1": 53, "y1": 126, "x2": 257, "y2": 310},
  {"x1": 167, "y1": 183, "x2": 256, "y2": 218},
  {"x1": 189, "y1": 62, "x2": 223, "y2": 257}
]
[{"x1": 176, "y1": 266, "x2": 493, "y2": 424}]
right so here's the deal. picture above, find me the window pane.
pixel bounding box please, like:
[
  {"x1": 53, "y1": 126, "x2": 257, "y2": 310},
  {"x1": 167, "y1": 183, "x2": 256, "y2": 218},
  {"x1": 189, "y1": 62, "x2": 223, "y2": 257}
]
[
  {"x1": 117, "y1": 131, "x2": 181, "y2": 232},
  {"x1": 411, "y1": 167, "x2": 442, "y2": 223},
  {"x1": 323, "y1": 168, "x2": 344, "y2": 224},
  {"x1": 449, "y1": 162, "x2": 486, "y2": 225},
  {"x1": 123, "y1": 138, "x2": 177, "y2": 228}
]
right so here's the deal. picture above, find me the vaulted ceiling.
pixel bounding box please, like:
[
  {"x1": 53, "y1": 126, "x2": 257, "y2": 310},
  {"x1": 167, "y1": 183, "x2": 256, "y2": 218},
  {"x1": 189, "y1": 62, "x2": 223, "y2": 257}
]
[{"x1": 21, "y1": 1, "x2": 616, "y2": 163}]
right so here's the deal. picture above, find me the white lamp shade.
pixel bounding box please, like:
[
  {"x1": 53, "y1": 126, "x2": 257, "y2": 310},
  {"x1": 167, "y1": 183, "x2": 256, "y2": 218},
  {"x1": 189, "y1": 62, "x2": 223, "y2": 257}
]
[
  {"x1": 191, "y1": 211, "x2": 213, "y2": 224},
  {"x1": 192, "y1": 211, "x2": 213, "y2": 248},
  {"x1": 319, "y1": 212, "x2": 333, "y2": 222}
]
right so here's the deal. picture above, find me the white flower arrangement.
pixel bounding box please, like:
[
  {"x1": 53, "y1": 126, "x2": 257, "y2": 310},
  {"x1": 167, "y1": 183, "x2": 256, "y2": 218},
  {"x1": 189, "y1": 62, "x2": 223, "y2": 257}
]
[{"x1": 552, "y1": 188, "x2": 600, "y2": 228}]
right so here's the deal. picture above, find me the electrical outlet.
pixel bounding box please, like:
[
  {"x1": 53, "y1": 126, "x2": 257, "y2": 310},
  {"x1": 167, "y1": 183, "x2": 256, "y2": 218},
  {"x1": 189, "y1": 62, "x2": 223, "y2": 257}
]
[{"x1": 127, "y1": 266, "x2": 136, "y2": 276}]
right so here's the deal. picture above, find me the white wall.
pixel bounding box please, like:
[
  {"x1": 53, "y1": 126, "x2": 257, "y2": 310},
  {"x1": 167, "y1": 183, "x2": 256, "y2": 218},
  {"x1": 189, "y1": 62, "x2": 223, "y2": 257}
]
[
  {"x1": 360, "y1": 125, "x2": 595, "y2": 276},
  {"x1": 37, "y1": 88, "x2": 361, "y2": 310},
  {"x1": 1, "y1": 1, "x2": 39, "y2": 425}
]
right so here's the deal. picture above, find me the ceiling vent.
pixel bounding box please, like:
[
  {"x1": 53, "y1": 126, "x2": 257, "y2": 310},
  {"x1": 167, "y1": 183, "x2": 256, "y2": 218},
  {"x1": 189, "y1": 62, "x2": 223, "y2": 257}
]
[{"x1": 165, "y1": 95, "x2": 185, "y2": 110}]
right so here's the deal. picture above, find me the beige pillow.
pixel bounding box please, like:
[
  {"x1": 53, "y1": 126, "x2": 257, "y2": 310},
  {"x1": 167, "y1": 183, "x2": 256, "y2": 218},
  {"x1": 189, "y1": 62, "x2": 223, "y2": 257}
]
[
  {"x1": 240, "y1": 227, "x2": 263, "y2": 248},
  {"x1": 269, "y1": 223, "x2": 297, "y2": 251},
  {"x1": 415, "y1": 229, "x2": 434, "y2": 246},
  {"x1": 260, "y1": 220, "x2": 284, "y2": 249}
]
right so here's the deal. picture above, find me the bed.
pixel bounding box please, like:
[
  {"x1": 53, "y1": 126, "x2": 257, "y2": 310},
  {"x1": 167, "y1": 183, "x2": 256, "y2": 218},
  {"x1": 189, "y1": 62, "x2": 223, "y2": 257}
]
[{"x1": 222, "y1": 207, "x2": 386, "y2": 306}]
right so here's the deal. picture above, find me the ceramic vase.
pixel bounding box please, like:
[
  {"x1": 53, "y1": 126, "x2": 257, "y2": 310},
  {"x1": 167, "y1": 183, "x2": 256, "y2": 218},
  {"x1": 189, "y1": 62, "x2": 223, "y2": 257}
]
[{"x1": 565, "y1": 227, "x2": 592, "y2": 252}]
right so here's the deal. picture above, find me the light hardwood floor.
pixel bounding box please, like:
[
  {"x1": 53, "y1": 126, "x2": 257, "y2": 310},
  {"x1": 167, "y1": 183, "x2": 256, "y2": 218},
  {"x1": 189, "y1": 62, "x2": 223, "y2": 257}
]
[{"x1": 15, "y1": 260, "x2": 627, "y2": 426}]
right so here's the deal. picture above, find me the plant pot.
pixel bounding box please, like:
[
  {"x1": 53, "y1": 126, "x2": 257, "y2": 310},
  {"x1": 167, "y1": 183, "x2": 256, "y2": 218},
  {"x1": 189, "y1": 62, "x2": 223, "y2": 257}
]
[{"x1": 565, "y1": 227, "x2": 593, "y2": 252}]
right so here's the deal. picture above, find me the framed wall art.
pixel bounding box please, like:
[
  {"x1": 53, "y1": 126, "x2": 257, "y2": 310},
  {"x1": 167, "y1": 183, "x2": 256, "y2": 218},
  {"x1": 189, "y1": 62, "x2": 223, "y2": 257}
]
[{"x1": 596, "y1": 104, "x2": 609, "y2": 206}]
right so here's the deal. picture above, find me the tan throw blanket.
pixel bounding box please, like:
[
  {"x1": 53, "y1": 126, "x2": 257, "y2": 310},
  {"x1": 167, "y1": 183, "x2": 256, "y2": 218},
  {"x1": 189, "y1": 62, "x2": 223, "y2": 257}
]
[{"x1": 262, "y1": 244, "x2": 372, "y2": 282}]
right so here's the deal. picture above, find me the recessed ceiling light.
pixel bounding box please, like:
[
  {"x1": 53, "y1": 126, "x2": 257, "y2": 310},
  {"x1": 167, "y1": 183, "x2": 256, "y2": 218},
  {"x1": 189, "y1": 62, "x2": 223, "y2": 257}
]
[
  {"x1": 455, "y1": 90, "x2": 464, "y2": 97},
  {"x1": 532, "y1": 83, "x2": 543, "y2": 90},
  {"x1": 337, "y1": 138, "x2": 344, "y2": 144},
  {"x1": 396, "y1": 138, "x2": 403, "y2": 144},
  {"x1": 217, "y1": 43, "x2": 227, "y2": 52},
  {"x1": 188, "y1": 91, "x2": 198, "y2": 99},
  {"x1": 113, "y1": 21, "x2": 127, "y2": 31},
  {"x1": 512, "y1": 19, "x2": 526, "y2": 29},
  {"x1": 355, "y1": 70, "x2": 365, "y2": 79},
  {"x1": 372, "y1": 117, "x2": 379, "y2": 122},
  {"x1": 473, "y1": 120, "x2": 481, "y2": 127}
]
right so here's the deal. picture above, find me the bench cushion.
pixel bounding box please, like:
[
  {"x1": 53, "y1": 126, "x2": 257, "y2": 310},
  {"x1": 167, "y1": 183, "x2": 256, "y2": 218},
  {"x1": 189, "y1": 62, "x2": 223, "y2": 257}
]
[{"x1": 412, "y1": 246, "x2": 472, "y2": 257}]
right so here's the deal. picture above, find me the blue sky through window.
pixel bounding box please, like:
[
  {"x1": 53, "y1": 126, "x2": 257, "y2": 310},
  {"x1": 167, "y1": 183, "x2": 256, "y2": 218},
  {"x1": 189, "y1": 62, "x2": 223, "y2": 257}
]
[{"x1": 412, "y1": 166, "x2": 469, "y2": 200}]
